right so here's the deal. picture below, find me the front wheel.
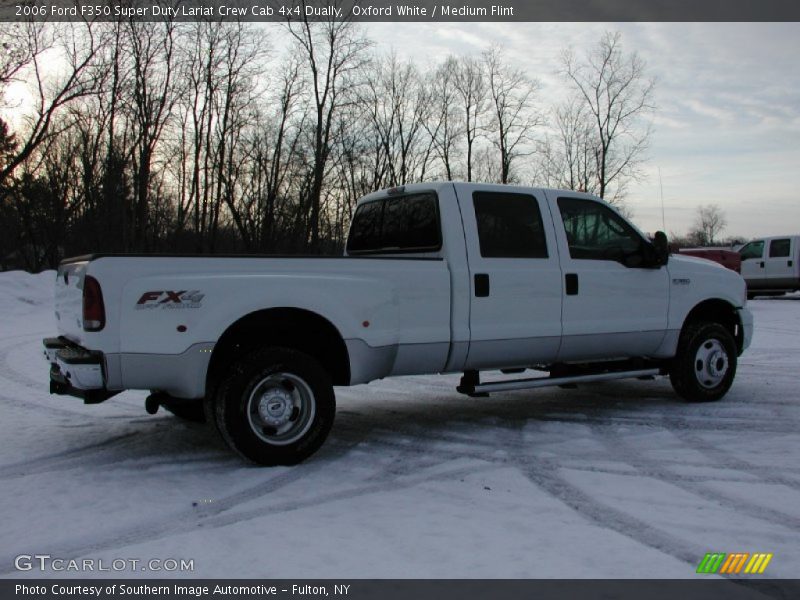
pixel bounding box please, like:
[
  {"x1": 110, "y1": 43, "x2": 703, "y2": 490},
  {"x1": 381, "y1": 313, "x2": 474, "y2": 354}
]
[
  {"x1": 212, "y1": 347, "x2": 335, "y2": 465},
  {"x1": 670, "y1": 321, "x2": 737, "y2": 402}
]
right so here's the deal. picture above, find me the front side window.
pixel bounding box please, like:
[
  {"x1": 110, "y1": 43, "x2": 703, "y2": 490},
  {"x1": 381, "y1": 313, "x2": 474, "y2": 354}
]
[
  {"x1": 347, "y1": 192, "x2": 441, "y2": 254},
  {"x1": 769, "y1": 238, "x2": 790, "y2": 258},
  {"x1": 739, "y1": 240, "x2": 764, "y2": 261},
  {"x1": 472, "y1": 192, "x2": 548, "y2": 258},
  {"x1": 557, "y1": 197, "x2": 643, "y2": 261}
]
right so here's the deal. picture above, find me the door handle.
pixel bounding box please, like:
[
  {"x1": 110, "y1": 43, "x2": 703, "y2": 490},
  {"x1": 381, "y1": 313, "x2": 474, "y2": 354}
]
[
  {"x1": 565, "y1": 273, "x2": 579, "y2": 295},
  {"x1": 789, "y1": 260, "x2": 793, "y2": 267},
  {"x1": 759, "y1": 261, "x2": 765, "y2": 268},
  {"x1": 474, "y1": 274, "x2": 490, "y2": 297}
]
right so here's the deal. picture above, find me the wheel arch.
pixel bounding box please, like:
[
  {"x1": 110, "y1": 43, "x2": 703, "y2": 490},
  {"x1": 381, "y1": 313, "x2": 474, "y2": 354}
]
[
  {"x1": 206, "y1": 307, "x2": 351, "y2": 396},
  {"x1": 681, "y1": 298, "x2": 744, "y2": 355}
]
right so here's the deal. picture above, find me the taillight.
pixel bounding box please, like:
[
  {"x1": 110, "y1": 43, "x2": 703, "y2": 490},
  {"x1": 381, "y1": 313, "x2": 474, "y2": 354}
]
[{"x1": 83, "y1": 275, "x2": 105, "y2": 331}]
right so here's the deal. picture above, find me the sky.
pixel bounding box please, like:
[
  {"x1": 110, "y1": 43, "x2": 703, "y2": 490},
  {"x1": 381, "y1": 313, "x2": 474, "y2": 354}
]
[
  {"x1": 4, "y1": 22, "x2": 798, "y2": 241},
  {"x1": 360, "y1": 22, "x2": 800, "y2": 240}
]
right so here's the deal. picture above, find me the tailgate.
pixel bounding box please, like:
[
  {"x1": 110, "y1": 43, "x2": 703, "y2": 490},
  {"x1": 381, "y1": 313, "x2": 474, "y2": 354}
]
[{"x1": 55, "y1": 260, "x2": 89, "y2": 343}]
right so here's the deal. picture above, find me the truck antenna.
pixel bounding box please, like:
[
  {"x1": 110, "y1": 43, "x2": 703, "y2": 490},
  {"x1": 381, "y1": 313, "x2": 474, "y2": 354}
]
[{"x1": 658, "y1": 167, "x2": 666, "y2": 231}]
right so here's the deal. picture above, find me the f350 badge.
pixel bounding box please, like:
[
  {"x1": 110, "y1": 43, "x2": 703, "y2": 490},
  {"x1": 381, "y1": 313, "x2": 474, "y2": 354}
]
[{"x1": 136, "y1": 290, "x2": 205, "y2": 309}]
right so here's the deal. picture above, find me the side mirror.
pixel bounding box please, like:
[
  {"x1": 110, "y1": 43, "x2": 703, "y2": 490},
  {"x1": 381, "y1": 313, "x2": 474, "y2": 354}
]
[
  {"x1": 624, "y1": 252, "x2": 644, "y2": 268},
  {"x1": 653, "y1": 231, "x2": 669, "y2": 266}
]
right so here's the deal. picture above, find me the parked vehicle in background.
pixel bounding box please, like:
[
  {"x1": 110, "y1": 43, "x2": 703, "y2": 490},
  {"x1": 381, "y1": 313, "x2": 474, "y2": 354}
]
[
  {"x1": 42, "y1": 182, "x2": 753, "y2": 466},
  {"x1": 677, "y1": 248, "x2": 741, "y2": 274},
  {"x1": 738, "y1": 235, "x2": 800, "y2": 298}
]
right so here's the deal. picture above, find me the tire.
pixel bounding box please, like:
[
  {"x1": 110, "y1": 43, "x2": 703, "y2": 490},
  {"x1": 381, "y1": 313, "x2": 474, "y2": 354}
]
[
  {"x1": 670, "y1": 321, "x2": 737, "y2": 402},
  {"x1": 162, "y1": 399, "x2": 206, "y2": 423},
  {"x1": 212, "y1": 347, "x2": 335, "y2": 466}
]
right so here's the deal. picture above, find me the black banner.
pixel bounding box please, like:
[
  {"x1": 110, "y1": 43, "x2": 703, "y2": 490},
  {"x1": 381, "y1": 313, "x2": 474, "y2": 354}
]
[
  {"x1": 3, "y1": 580, "x2": 800, "y2": 600},
  {"x1": 2, "y1": 0, "x2": 800, "y2": 23}
]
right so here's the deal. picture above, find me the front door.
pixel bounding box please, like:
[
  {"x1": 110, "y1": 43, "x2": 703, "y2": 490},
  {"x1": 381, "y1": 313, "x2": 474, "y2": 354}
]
[
  {"x1": 739, "y1": 240, "x2": 766, "y2": 289},
  {"x1": 548, "y1": 194, "x2": 669, "y2": 361}
]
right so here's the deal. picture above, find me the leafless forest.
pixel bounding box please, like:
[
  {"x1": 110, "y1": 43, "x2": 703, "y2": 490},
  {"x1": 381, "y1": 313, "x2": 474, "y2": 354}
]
[{"x1": 0, "y1": 17, "x2": 655, "y2": 270}]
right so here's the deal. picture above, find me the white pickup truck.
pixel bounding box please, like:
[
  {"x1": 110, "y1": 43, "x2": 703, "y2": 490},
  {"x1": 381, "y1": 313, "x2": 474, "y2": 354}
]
[
  {"x1": 43, "y1": 182, "x2": 753, "y2": 465},
  {"x1": 739, "y1": 235, "x2": 800, "y2": 297}
]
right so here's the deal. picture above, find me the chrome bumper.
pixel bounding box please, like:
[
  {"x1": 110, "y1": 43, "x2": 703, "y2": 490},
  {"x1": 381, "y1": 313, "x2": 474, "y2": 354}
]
[{"x1": 43, "y1": 337, "x2": 117, "y2": 404}]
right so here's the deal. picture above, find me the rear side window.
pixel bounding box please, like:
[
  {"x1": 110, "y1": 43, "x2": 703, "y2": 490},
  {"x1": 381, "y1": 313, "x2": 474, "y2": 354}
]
[
  {"x1": 472, "y1": 192, "x2": 548, "y2": 258},
  {"x1": 347, "y1": 192, "x2": 441, "y2": 254},
  {"x1": 557, "y1": 197, "x2": 642, "y2": 261},
  {"x1": 769, "y1": 238, "x2": 790, "y2": 258},
  {"x1": 739, "y1": 241, "x2": 764, "y2": 260}
]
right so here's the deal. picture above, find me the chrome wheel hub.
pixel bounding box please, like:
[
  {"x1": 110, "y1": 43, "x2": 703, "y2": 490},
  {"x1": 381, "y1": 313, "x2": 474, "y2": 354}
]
[
  {"x1": 258, "y1": 388, "x2": 295, "y2": 427},
  {"x1": 247, "y1": 373, "x2": 316, "y2": 446},
  {"x1": 695, "y1": 339, "x2": 729, "y2": 389}
]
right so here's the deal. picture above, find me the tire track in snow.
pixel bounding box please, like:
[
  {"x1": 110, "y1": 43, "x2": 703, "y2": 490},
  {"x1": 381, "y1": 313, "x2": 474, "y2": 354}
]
[
  {"x1": 0, "y1": 432, "x2": 141, "y2": 478},
  {"x1": 349, "y1": 413, "x2": 707, "y2": 569},
  {"x1": 0, "y1": 387, "x2": 91, "y2": 418},
  {"x1": 504, "y1": 424, "x2": 705, "y2": 568},
  {"x1": 0, "y1": 334, "x2": 95, "y2": 418},
  {"x1": 193, "y1": 461, "x2": 494, "y2": 533},
  {"x1": 0, "y1": 428, "x2": 373, "y2": 574},
  {"x1": 589, "y1": 423, "x2": 800, "y2": 533},
  {"x1": 664, "y1": 420, "x2": 800, "y2": 492},
  {"x1": 520, "y1": 458, "x2": 705, "y2": 565},
  {"x1": 0, "y1": 336, "x2": 48, "y2": 388},
  {"x1": 0, "y1": 421, "x2": 225, "y2": 479},
  {"x1": 0, "y1": 416, "x2": 492, "y2": 575}
]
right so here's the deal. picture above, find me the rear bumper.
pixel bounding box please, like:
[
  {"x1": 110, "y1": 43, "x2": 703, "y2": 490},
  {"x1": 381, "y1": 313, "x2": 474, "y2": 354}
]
[{"x1": 43, "y1": 337, "x2": 118, "y2": 404}]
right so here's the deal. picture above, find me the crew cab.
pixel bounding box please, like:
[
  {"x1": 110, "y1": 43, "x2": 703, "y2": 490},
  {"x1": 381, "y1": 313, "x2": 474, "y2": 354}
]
[
  {"x1": 43, "y1": 183, "x2": 753, "y2": 465},
  {"x1": 738, "y1": 235, "x2": 800, "y2": 297}
]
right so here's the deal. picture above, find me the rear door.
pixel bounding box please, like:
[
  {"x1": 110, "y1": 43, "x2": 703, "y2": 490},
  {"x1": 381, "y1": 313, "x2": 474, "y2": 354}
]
[
  {"x1": 764, "y1": 237, "x2": 796, "y2": 288},
  {"x1": 739, "y1": 240, "x2": 766, "y2": 288},
  {"x1": 455, "y1": 185, "x2": 563, "y2": 369},
  {"x1": 548, "y1": 194, "x2": 669, "y2": 361}
]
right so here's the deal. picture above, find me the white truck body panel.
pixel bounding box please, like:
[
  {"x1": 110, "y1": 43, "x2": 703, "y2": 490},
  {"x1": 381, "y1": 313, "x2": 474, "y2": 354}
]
[
  {"x1": 739, "y1": 235, "x2": 800, "y2": 292},
  {"x1": 49, "y1": 182, "x2": 753, "y2": 401}
]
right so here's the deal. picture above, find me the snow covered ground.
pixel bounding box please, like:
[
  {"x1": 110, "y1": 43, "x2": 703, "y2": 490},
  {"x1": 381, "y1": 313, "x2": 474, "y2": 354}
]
[{"x1": 0, "y1": 270, "x2": 798, "y2": 579}]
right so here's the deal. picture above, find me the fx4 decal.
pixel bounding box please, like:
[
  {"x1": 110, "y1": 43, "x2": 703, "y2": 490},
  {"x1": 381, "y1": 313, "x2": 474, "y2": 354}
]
[{"x1": 136, "y1": 290, "x2": 205, "y2": 309}]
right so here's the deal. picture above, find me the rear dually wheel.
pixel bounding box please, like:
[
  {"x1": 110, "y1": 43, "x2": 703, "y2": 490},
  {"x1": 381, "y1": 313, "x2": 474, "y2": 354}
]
[{"x1": 212, "y1": 347, "x2": 336, "y2": 465}]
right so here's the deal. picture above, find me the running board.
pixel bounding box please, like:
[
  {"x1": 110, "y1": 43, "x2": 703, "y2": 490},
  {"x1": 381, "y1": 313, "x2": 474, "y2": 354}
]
[{"x1": 457, "y1": 368, "x2": 661, "y2": 396}]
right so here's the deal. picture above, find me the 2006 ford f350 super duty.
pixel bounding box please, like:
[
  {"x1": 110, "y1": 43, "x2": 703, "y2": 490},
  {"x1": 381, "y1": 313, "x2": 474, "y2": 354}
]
[{"x1": 43, "y1": 182, "x2": 753, "y2": 465}]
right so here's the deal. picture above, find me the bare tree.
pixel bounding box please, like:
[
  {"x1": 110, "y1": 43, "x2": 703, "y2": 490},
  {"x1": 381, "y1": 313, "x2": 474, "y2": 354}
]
[
  {"x1": 691, "y1": 203, "x2": 727, "y2": 246},
  {"x1": 483, "y1": 46, "x2": 542, "y2": 184},
  {"x1": 361, "y1": 53, "x2": 432, "y2": 187},
  {"x1": 0, "y1": 23, "x2": 37, "y2": 94},
  {"x1": 537, "y1": 97, "x2": 597, "y2": 193},
  {"x1": 287, "y1": 2, "x2": 370, "y2": 252},
  {"x1": 0, "y1": 21, "x2": 107, "y2": 186},
  {"x1": 125, "y1": 18, "x2": 178, "y2": 250},
  {"x1": 424, "y1": 56, "x2": 462, "y2": 181},
  {"x1": 453, "y1": 55, "x2": 488, "y2": 182},
  {"x1": 254, "y1": 56, "x2": 306, "y2": 251},
  {"x1": 1, "y1": 23, "x2": 665, "y2": 268},
  {"x1": 561, "y1": 31, "x2": 655, "y2": 204}
]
